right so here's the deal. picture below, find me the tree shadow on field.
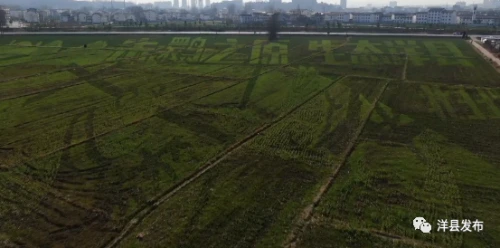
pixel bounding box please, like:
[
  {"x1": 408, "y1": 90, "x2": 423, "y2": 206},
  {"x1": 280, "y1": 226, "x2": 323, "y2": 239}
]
[
  {"x1": 315, "y1": 84, "x2": 363, "y2": 154},
  {"x1": 238, "y1": 65, "x2": 262, "y2": 109}
]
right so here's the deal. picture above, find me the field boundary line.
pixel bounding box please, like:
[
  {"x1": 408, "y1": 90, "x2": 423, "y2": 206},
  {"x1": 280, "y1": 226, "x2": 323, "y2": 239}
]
[
  {"x1": 7, "y1": 39, "x2": 341, "y2": 167},
  {"x1": 284, "y1": 79, "x2": 390, "y2": 248},
  {"x1": 402, "y1": 53, "x2": 408, "y2": 80},
  {"x1": 404, "y1": 80, "x2": 500, "y2": 89},
  {"x1": 102, "y1": 75, "x2": 347, "y2": 248},
  {"x1": 0, "y1": 61, "x2": 117, "y2": 84},
  {"x1": 0, "y1": 38, "x2": 266, "y2": 71},
  {"x1": 315, "y1": 218, "x2": 444, "y2": 248},
  {"x1": 2, "y1": 41, "x2": 281, "y2": 131},
  {"x1": 0, "y1": 73, "x2": 128, "y2": 101}
]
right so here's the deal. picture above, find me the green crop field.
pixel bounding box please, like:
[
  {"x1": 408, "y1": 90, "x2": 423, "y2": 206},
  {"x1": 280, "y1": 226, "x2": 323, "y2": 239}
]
[{"x1": 0, "y1": 35, "x2": 499, "y2": 248}]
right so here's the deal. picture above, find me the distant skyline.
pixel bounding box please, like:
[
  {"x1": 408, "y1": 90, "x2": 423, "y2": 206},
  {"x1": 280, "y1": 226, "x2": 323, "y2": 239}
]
[{"x1": 127, "y1": 0, "x2": 481, "y2": 7}]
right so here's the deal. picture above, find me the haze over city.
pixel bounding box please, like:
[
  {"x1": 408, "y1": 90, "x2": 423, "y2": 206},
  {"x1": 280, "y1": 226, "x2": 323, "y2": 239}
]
[{"x1": 124, "y1": 0, "x2": 479, "y2": 7}]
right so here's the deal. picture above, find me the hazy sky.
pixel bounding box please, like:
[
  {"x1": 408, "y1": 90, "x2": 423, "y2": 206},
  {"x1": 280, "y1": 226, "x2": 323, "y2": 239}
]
[{"x1": 130, "y1": 0, "x2": 480, "y2": 7}]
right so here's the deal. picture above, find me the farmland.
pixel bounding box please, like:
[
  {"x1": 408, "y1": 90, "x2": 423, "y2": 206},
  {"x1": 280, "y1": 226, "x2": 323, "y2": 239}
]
[{"x1": 0, "y1": 35, "x2": 499, "y2": 248}]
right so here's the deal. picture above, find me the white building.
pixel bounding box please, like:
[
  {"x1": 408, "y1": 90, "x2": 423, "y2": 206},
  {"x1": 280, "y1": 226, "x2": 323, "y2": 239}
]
[
  {"x1": 200, "y1": 14, "x2": 211, "y2": 20},
  {"x1": 441, "y1": 10, "x2": 458, "y2": 24},
  {"x1": 112, "y1": 11, "x2": 127, "y2": 22},
  {"x1": 351, "y1": 12, "x2": 380, "y2": 23},
  {"x1": 239, "y1": 13, "x2": 252, "y2": 23},
  {"x1": 427, "y1": 8, "x2": 458, "y2": 24},
  {"x1": 60, "y1": 11, "x2": 71, "y2": 22},
  {"x1": 76, "y1": 12, "x2": 89, "y2": 23},
  {"x1": 158, "y1": 11, "x2": 170, "y2": 21},
  {"x1": 144, "y1": 10, "x2": 158, "y2": 22},
  {"x1": 24, "y1": 8, "x2": 40, "y2": 23},
  {"x1": 92, "y1": 12, "x2": 108, "y2": 24},
  {"x1": 253, "y1": 12, "x2": 270, "y2": 23},
  {"x1": 459, "y1": 15, "x2": 473, "y2": 24},
  {"x1": 10, "y1": 10, "x2": 24, "y2": 19},
  {"x1": 324, "y1": 12, "x2": 351, "y2": 23},
  {"x1": 415, "y1": 12, "x2": 427, "y2": 23},
  {"x1": 394, "y1": 13, "x2": 414, "y2": 23},
  {"x1": 381, "y1": 14, "x2": 393, "y2": 23}
]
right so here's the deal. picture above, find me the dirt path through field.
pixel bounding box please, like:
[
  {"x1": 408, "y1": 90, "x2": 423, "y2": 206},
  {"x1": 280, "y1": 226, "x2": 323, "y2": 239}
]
[
  {"x1": 402, "y1": 54, "x2": 408, "y2": 80},
  {"x1": 102, "y1": 75, "x2": 347, "y2": 248},
  {"x1": 471, "y1": 40, "x2": 500, "y2": 68},
  {"x1": 284, "y1": 80, "x2": 390, "y2": 248},
  {"x1": 321, "y1": 218, "x2": 444, "y2": 248}
]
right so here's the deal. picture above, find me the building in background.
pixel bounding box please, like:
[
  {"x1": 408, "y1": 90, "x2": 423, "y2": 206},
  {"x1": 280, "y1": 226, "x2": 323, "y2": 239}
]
[
  {"x1": 198, "y1": 0, "x2": 203, "y2": 9},
  {"x1": 0, "y1": 7, "x2": 10, "y2": 24},
  {"x1": 174, "y1": 0, "x2": 179, "y2": 8},
  {"x1": 91, "y1": 12, "x2": 108, "y2": 24},
  {"x1": 381, "y1": 13, "x2": 393, "y2": 22},
  {"x1": 205, "y1": 0, "x2": 211, "y2": 8},
  {"x1": 426, "y1": 8, "x2": 459, "y2": 24},
  {"x1": 191, "y1": 0, "x2": 196, "y2": 8},
  {"x1": 351, "y1": 12, "x2": 381, "y2": 23},
  {"x1": 389, "y1": 1, "x2": 397, "y2": 7},
  {"x1": 182, "y1": 0, "x2": 188, "y2": 9},
  {"x1": 324, "y1": 12, "x2": 351, "y2": 22},
  {"x1": 415, "y1": 11, "x2": 427, "y2": 23},
  {"x1": 24, "y1": 8, "x2": 40, "y2": 23},
  {"x1": 340, "y1": 0, "x2": 347, "y2": 9},
  {"x1": 394, "y1": 13, "x2": 414, "y2": 23},
  {"x1": 144, "y1": 9, "x2": 158, "y2": 21}
]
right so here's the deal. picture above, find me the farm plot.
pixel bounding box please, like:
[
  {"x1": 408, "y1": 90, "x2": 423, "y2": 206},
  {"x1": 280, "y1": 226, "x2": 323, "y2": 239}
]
[
  {"x1": 305, "y1": 37, "x2": 500, "y2": 85},
  {"x1": 0, "y1": 53, "x2": 345, "y2": 247},
  {"x1": 1, "y1": 35, "x2": 500, "y2": 248},
  {"x1": 118, "y1": 76, "x2": 387, "y2": 248},
  {"x1": 296, "y1": 83, "x2": 500, "y2": 248}
]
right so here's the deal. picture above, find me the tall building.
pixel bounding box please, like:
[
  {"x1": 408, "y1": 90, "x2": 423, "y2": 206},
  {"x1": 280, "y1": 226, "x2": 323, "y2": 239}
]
[
  {"x1": 182, "y1": 0, "x2": 188, "y2": 8},
  {"x1": 205, "y1": 0, "x2": 211, "y2": 7},
  {"x1": 198, "y1": 0, "x2": 203, "y2": 8},
  {"x1": 0, "y1": 7, "x2": 11, "y2": 24},
  {"x1": 292, "y1": 0, "x2": 317, "y2": 10},
  {"x1": 340, "y1": 0, "x2": 347, "y2": 8},
  {"x1": 191, "y1": 0, "x2": 197, "y2": 8},
  {"x1": 389, "y1": 1, "x2": 397, "y2": 7},
  {"x1": 174, "y1": 0, "x2": 179, "y2": 8}
]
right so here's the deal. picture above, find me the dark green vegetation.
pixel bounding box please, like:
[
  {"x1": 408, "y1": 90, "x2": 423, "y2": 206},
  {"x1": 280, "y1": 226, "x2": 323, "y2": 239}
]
[{"x1": 0, "y1": 35, "x2": 499, "y2": 248}]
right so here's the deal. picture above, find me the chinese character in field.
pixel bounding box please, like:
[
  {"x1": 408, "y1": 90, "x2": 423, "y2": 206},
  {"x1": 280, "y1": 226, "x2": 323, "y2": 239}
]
[
  {"x1": 472, "y1": 220, "x2": 484, "y2": 232},
  {"x1": 437, "y1": 219, "x2": 449, "y2": 232},
  {"x1": 461, "y1": 219, "x2": 472, "y2": 232},
  {"x1": 450, "y1": 219, "x2": 460, "y2": 232},
  {"x1": 250, "y1": 40, "x2": 289, "y2": 65},
  {"x1": 169, "y1": 37, "x2": 191, "y2": 47}
]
